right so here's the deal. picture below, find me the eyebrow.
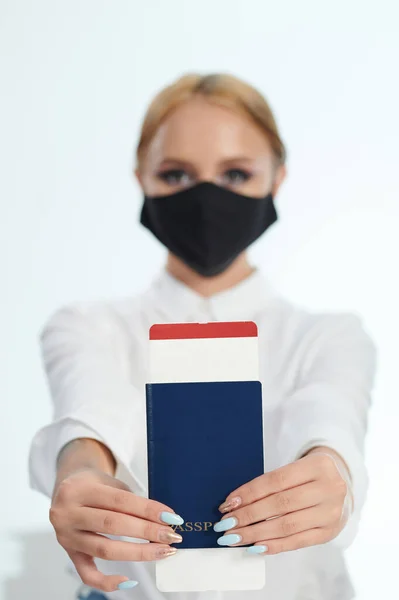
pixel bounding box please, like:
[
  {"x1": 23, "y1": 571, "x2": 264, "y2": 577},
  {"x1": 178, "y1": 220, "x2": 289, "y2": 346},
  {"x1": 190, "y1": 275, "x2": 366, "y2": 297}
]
[
  {"x1": 158, "y1": 158, "x2": 194, "y2": 169},
  {"x1": 219, "y1": 156, "x2": 255, "y2": 166}
]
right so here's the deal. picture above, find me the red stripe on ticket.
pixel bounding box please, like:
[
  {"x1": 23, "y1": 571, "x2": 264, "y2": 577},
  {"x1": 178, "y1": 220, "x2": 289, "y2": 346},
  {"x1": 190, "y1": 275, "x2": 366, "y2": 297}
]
[{"x1": 150, "y1": 321, "x2": 258, "y2": 340}]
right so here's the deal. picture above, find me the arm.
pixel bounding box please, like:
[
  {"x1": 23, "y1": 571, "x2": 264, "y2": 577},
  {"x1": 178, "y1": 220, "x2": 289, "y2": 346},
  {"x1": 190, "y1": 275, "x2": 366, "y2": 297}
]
[
  {"x1": 29, "y1": 303, "x2": 146, "y2": 497},
  {"x1": 277, "y1": 313, "x2": 376, "y2": 547},
  {"x1": 30, "y1": 305, "x2": 183, "y2": 593}
]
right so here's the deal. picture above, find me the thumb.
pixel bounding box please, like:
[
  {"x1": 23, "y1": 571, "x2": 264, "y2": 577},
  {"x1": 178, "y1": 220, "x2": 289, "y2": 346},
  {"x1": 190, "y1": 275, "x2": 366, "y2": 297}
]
[{"x1": 68, "y1": 550, "x2": 131, "y2": 593}]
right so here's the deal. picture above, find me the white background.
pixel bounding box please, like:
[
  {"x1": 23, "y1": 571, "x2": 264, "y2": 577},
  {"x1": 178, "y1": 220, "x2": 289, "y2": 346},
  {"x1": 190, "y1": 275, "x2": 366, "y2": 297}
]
[{"x1": 1, "y1": 1, "x2": 398, "y2": 598}]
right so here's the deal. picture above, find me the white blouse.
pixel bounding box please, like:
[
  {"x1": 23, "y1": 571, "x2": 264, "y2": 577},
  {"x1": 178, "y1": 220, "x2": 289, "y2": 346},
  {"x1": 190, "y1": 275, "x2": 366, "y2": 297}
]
[{"x1": 29, "y1": 269, "x2": 376, "y2": 600}]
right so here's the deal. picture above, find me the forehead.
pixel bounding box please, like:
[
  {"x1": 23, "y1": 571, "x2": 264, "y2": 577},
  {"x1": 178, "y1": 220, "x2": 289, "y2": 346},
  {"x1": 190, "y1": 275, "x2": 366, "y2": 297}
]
[{"x1": 146, "y1": 97, "x2": 272, "y2": 164}]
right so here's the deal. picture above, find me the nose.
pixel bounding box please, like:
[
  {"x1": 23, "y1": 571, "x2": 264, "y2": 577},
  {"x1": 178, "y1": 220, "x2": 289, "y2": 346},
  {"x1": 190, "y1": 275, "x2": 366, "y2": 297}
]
[{"x1": 195, "y1": 170, "x2": 218, "y2": 184}]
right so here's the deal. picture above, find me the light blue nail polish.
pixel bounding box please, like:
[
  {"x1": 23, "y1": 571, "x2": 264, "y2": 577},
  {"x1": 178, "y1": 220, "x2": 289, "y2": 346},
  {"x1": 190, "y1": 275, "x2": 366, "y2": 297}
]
[
  {"x1": 217, "y1": 533, "x2": 242, "y2": 546},
  {"x1": 118, "y1": 580, "x2": 139, "y2": 590},
  {"x1": 160, "y1": 512, "x2": 184, "y2": 526},
  {"x1": 214, "y1": 517, "x2": 238, "y2": 532},
  {"x1": 247, "y1": 545, "x2": 268, "y2": 554}
]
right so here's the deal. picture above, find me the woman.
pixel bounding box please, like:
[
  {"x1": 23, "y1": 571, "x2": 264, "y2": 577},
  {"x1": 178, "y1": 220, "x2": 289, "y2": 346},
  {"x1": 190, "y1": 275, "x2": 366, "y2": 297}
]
[{"x1": 29, "y1": 73, "x2": 376, "y2": 600}]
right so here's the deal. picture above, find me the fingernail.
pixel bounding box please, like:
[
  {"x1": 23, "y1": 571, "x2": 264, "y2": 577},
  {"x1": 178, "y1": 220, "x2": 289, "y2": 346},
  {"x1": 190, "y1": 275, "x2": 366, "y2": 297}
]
[
  {"x1": 156, "y1": 547, "x2": 178, "y2": 559},
  {"x1": 217, "y1": 533, "x2": 242, "y2": 546},
  {"x1": 213, "y1": 517, "x2": 238, "y2": 532},
  {"x1": 158, "y1": 529, "x2": 183, "y2": 544},
  {"x1": 118, "y1": 580, "x2": 139, "y2": 590},
  {"x1": 160, "y1": 512, "x2": 184, "y2": 525},
  {"x1": 247, "y1": 545, "x2": 268, "y2": 554},
  {"x1": 219, "y1": 496, "x2": 242, "y2": 513}
]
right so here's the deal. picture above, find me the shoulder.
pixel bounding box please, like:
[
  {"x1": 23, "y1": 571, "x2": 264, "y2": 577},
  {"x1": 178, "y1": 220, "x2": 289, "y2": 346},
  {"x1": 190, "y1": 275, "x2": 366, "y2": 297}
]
[
  {"x1": 40, "y1": 293, "x2": 145, "y2": 348},
  {"x1": 269, "y1": 295, "x2": 374, "y2": 345},
  {"x1": 264, "y1": 295, "x2": 376, "y2": 373}
]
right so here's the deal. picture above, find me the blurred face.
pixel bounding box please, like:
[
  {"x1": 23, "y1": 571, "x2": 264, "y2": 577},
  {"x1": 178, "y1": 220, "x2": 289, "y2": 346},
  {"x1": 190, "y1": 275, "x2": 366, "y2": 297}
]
[{"x1": 137, "y1": 97, "x2": 285, "y2": 198}]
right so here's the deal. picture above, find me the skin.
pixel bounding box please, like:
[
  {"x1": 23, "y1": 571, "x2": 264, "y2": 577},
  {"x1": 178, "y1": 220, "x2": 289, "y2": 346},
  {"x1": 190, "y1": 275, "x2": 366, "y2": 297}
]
[{"x1": 51, "y1": 97, "x2": 352, "y2": 593}]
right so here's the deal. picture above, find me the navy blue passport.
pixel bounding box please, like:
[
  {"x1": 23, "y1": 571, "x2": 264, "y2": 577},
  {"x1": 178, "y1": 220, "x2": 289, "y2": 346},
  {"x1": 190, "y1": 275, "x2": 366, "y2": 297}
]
[{"x1": 146, "y1": 380, "x2": 264, "y2": 549}]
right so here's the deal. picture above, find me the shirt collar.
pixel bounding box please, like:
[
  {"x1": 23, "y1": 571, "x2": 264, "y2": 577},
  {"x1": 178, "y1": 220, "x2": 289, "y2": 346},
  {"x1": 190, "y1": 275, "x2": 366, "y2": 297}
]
[{"x1": 147, "y1": 268, "x2": 278, "y2": 322}]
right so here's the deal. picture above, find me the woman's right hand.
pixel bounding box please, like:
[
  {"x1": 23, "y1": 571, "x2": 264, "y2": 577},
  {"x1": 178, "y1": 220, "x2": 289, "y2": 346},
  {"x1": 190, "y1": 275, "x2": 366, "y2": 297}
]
[{"x1": 50, "y1": 468, "x2": 183, "y2": 592}]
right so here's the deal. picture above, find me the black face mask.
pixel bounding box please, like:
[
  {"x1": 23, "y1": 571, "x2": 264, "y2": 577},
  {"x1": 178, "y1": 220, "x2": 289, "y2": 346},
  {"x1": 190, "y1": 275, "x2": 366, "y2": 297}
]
[{"x1": 140, "y1": 181, "x2": 278, "y2": 277}]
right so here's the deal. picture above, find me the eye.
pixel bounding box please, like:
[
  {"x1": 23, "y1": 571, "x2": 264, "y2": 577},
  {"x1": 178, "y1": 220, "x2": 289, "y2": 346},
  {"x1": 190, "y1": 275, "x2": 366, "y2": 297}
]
[
  {"x1": 222, "y1": 168, "x2": 252, "y2": 185},
  {"x1": 157, "y1": 169, "x2": 192, "y2": 186}
]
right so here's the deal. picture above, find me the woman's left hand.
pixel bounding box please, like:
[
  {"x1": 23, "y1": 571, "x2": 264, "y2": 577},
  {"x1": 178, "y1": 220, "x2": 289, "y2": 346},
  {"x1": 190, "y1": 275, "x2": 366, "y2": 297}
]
[{"x1": 214, "y1": 447, "x2": 352, "y2": 555}]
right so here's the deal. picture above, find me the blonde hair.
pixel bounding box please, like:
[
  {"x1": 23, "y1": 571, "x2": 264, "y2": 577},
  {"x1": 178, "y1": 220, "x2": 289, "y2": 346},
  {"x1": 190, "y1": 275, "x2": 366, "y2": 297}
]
[{"x1": 136, "y1": 73, "x2": 286, "y2": 169}]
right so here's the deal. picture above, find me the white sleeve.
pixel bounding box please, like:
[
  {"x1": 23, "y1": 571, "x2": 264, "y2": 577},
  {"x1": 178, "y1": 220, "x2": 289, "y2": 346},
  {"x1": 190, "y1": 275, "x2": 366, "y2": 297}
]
[
  {"x1": 277, "y1": 313, "x2": 377, "y2": 549},
  {"x1": 29, "y1": 304, "x2": 145, "y2": 498}
]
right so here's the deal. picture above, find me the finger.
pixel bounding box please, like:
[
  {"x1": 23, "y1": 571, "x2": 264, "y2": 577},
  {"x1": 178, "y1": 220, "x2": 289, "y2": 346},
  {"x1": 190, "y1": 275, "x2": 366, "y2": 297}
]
[
  {"x1": 68, "y1": 550, "x2": 129, "y2": 593},
  {"x1": 67, "y1": 531, "x2": 177, "y2": 562},
  {"x1": 74, "y1": 507, "x2": 182, "y2": 544},
  {"x1": 81, "y1": 485, "x2": 179, "y2": 525},
  {"x1": 219, "y1": 459, "x2": 318, "y2": 512},
  {"x1": 217, "y1": 506, "x2": 332, "y2": 547},
  {"x1": 93, "y1": 472, "x2": 132, "y2": 492},
  {"x1": 249, "y1": 527, "x2": 330, "y2": 555},
  {"x1": 54, "y1": 471, "x2": 131, "y2": 506},
  {"x1": 220, "y1": 481, "x2": 323, "y2": 528}
]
